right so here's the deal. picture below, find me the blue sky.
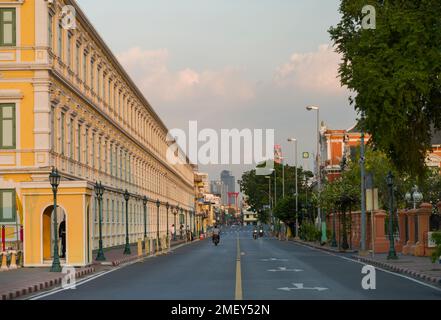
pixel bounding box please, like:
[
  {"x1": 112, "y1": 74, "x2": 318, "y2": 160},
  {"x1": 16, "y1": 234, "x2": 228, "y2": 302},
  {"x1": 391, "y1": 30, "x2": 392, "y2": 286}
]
[{"x1": 76, "y1": 0, "x2": 356, "y2": 184}]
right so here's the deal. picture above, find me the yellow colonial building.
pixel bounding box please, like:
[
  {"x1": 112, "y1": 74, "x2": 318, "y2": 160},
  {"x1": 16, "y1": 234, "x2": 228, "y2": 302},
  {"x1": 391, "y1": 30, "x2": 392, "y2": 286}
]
[{"x1": 0, "y1": 0, "x2": 195, "y2": 267}]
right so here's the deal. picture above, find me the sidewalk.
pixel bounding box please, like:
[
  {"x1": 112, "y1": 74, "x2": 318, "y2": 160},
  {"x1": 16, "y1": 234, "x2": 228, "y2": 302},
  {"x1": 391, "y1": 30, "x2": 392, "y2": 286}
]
[
  {"x1": 0, "y1": 266, "x2": 95, "y2": 300},
  {"x1": 290, "y1": 238, "x2": 441, "y2": 286},
  {"x1": 353, "y1": 253, "x2": 441, "y2": 286},
  {"x1": 289, "y1": 238, "x2": 357, "y2": 254},
  {"x1": 92, "y1": 238, "x2": 191, "y2": 267},
  {"x1": 0, "y1": 237, "x2": 200, "y2": 300}
]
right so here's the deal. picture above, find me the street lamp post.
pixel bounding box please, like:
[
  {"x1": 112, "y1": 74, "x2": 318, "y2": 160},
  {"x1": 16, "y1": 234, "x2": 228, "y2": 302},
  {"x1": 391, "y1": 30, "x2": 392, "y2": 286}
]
[
  {"x1": 340, "y1": 195, "x2": 350, "y2": 250},
  {"x1": 156, "y1": 200, "x2": 160, "y2": 249},
  {"x1": 180, "y1": 207, "x2": 184, "y2": 239},
  {"x1": 288, "y1": 138, "x2": 299, "y2": 239},
  {"x1": 192, "y1": 210, "x2": 196, "y2": 238},
  {"x1": 49, "y1": 168, "x2": 62, "y2": 272},
  {"x1": 143, "y1": 196, "x2": 148, "y2": 240},
  {"x1": 386, "y1": 172, "x2": 398, "y2": 260},
  {"x1": 265, "y1": 175, "x2": 272, "y2": 227},
  {"x1": 123, "y1": 190, "x2": 131, "y2": 255},
  {"x1": 174, "y1": 206, "x2": 178, "y2": 241},
  {"x1": 95, "y1": 181, "x2": 106, "y2": 261},
  {"x1": 185, "y1": 209, "x2": 188, "y2": 235},
  {"x1": 166, "y1": 202, "x2": 170, "y2": 244},
  {"x1": 331, "y1": 210, "x2": 337, "y2": 247},
  {"x1": 306, "y1": 105, "x2": 326, "y2": 244}
]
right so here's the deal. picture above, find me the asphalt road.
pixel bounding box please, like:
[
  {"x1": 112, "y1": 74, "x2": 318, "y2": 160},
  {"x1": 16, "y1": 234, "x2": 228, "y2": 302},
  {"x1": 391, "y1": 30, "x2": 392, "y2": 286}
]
[{"x1": 33, "y1": 226, "x2": 441, "y2": 300}]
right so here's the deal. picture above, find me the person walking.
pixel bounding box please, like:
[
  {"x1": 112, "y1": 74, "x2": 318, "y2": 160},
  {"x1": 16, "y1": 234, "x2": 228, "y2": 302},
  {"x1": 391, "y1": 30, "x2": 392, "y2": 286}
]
[
  {"x1": 171, "y1": 224, "x2": 175, "y2": 240},
  {"x1": 59, "y1": 215, "x2": 66, "y2": 258}
]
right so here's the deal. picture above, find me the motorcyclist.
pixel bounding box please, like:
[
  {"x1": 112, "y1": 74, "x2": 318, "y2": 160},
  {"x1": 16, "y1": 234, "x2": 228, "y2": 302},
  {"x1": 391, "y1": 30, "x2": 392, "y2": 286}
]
[
  {"x1": 212, "y1": 225, "x2": 221, "y2": 243},
  {"x1": 253, "y1": 227, "x2": 258, "y2": 239}
]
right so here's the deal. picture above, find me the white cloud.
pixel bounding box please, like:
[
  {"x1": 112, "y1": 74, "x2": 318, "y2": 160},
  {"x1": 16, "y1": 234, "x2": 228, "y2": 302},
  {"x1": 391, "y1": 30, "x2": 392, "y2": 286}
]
[
  {"x1": 116, "y1": 47, "x2": 255, "y2": 105},
  {"x1": 274, "y1": 44, "x2": 346, "y2": 95}
]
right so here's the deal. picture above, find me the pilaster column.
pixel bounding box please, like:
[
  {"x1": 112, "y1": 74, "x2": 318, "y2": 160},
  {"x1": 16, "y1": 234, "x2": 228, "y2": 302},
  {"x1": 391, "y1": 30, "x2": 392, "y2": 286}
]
[
  {"x1": 404, "y1": 209, "x2": 417, "y2": 255},
  {"x1": 415, "y1": 203, "x2": 432, "y2": 257},
  {"x1": 373, "y1": 210, "x2": 389, "y2": 253},
  {"x1": 396, "y1": 210, "x2": 407, "y2": 253}
]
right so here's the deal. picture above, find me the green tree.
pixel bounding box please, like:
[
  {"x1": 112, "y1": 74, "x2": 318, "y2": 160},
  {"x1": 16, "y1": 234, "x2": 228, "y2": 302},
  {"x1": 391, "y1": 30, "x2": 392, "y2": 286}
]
[
  {"x1": 240, "y1": 163, "x2": 313, "y2": 222},
  {"x1": 273, "y1": 196, "x2": 296, "y2": 224},
  {"x1": 329, "y1": 0, "x2": 441, "y2": 178}
]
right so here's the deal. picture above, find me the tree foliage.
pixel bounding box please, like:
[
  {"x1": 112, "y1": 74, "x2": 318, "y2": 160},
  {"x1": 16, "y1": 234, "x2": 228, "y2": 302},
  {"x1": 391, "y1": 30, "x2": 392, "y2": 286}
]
[
  {"x1": 240, "y1": 163, "x2": 313, "y2": 223},
  {"x1": 329, "y1": 0, "x2": 441, "y2": 178}
]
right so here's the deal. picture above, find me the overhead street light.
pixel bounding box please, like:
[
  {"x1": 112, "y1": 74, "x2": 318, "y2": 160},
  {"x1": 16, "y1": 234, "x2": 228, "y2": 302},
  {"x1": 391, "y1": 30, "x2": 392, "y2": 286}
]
[
  {"x1": 287, "y1": 138, "x2": 299, "y2": 239},
  {"x1": 306, "y1": 105, "x2": 326, "y2": 244}
]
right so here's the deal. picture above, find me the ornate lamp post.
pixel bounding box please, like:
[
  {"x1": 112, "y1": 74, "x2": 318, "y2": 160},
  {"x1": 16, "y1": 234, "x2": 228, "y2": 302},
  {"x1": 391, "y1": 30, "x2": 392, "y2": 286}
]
[
  {"x1": 143, "y1": 195, "x2": 148, "y2": 246},
  {"x1": 405, "y1": 186, "x2": 423, "y2": 210},
  {"x1": 156, "y1": 200, "x2": 160, "y2": 248},
  {"x1": 192, "y1": 210, "x2": 196, "y2": 238},
  {"x1": 95, "y1": 181, "x2": 106, "y2": 261},
  {"x1": 123, "y1": 190, "x2": 131, "y2": 255},
  {"x1": 180, "y1": 207, "x2": 184, "y2": 238},
  {"x1": 49, "y1": 168, "x2": 62, "y2": 272},
  {"x1": 143, "y1": 196, "x2": 148, "y2": 238},
  {"x1": 331, "y1": 210, "x2": 338, "y2": 247},
  {"x1": 173, "y1": 206, "x2": 178, "y2": 241},
  {"x1": 166, "y1": 202, "x2": 170, "y2": 244},
  {"x1": 341, "y1": 195, "x2": 350, "y2": 251},
  {"x1": 387, "y1": 172, "x2": 398, "y2": 260}
]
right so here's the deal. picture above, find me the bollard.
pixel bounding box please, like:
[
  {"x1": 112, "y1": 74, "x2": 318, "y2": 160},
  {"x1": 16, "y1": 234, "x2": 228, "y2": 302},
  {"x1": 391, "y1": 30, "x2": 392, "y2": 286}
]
[
  {"x1": 137, "y1": 239, "x2": 143, "y2": 257},
  {"x1": 8, "y1": 250, "x2": 17, "y2": 269},
  {"x1": 163, "y1": 236, "x2": 167, "y2": 252},
  {"x1": 1, "y1": 225, "x2": 5, "y2": 252},
  {"x1": 16, "y1": 250, "x2": 22, "y2": 268},
  {"x1": 144, "y1": 237, "x2": 150, "y2": 256},
  {"x1": 0, "y1": 252, "x2": 8, "y2": 271}
]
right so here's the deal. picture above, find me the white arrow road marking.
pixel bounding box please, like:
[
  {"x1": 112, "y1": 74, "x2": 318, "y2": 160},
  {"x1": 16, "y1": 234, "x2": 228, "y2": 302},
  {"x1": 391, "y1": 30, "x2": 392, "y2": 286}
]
[
  {"x1": 278, "y1": 283, "x2": 328, "y2": 292},
  {"x1": 267, "y1": 267, "x2": 303, "y2": 272},
  {"x1": 261, "y1": 258, "x2": 288, "y2": 262}
]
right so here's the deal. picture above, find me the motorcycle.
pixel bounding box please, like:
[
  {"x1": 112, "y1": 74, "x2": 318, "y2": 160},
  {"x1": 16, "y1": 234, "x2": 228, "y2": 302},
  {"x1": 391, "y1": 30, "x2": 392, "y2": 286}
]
[
  {"x1": 259, "y1": 229, "x2": 264, "y2": 237},
  {"x1": 212, "y1": 234, "x2": 220, "y2": 246},
  {"x1": 253, "y1": 230, "x2": 258, "y2": 240}
]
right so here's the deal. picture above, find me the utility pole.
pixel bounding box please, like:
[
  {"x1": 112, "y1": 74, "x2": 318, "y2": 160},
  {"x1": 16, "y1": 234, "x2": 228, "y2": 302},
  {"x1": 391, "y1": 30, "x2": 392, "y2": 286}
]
[
  {"x1": 282, "y1": 158, "x2": 285, "y2": 198},
  {"x1": 360, "y1": 112, "x2": 367, "y2": 254}
]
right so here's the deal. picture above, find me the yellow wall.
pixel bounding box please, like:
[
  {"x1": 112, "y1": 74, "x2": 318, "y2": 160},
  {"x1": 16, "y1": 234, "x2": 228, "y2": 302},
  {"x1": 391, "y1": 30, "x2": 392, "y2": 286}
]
[
  {"x1": 0, "y1": 81, "x2": 35, "y2": 167},
  {"x1": 22, "y1": 185, "x2": 90, "y2": 267}
]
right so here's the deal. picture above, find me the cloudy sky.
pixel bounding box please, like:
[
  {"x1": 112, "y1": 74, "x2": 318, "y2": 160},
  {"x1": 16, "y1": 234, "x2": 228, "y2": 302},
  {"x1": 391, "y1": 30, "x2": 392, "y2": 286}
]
[{"x1": 77, "y1": 0, "x2": 357, "y2": 187}]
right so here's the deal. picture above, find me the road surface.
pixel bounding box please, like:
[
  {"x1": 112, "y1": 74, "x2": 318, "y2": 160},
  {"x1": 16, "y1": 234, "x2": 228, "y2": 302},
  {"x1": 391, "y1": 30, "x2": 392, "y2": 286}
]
[{"x1": 31, "y1": 226, "x2": 441, "y2": 300}]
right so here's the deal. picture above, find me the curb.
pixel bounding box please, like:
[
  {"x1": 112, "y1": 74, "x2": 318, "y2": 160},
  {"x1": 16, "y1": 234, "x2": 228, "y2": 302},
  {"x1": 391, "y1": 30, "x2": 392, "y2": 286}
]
[
  {"x1": 96, "y1": 239, "x2": 199, "y2": 267},
  {"x1": 0, "y1": 266, "x2": 95, "y2": 301},
  {"x1": 353, "y1": 255, "x2": 441, "y2": 286},
  {"x1": 290, "y1": 239, "x2": 357, "y2": 254}
]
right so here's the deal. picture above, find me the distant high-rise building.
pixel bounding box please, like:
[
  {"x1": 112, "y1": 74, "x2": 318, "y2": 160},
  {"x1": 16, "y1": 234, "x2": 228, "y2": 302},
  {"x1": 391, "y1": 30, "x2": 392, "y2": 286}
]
[
  {"x1": 220, "y1": 170, "x2": 235, "y2": 205},
  {"x1": 210, "y1": 180, "x2": 226, "y2": 197}
]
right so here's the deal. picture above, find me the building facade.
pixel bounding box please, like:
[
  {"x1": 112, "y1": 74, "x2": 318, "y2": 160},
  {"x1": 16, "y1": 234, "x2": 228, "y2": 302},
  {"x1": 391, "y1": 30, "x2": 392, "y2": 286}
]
[
  {"x1": 0, "y1": 0, "x2": 195, "y2": 267},
  {"x1": 320, "y1": 123, "x2": 371, "y2": 182},
  {"x1": 220, "y1": 170, "x2": 235, "y2": 205}
]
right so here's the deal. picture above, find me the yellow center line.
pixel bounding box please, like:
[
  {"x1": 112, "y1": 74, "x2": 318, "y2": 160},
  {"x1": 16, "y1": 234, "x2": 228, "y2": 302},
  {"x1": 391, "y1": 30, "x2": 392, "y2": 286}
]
[{"x1": 235, "y1": 233, "x2": 243, "y2": 300}]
